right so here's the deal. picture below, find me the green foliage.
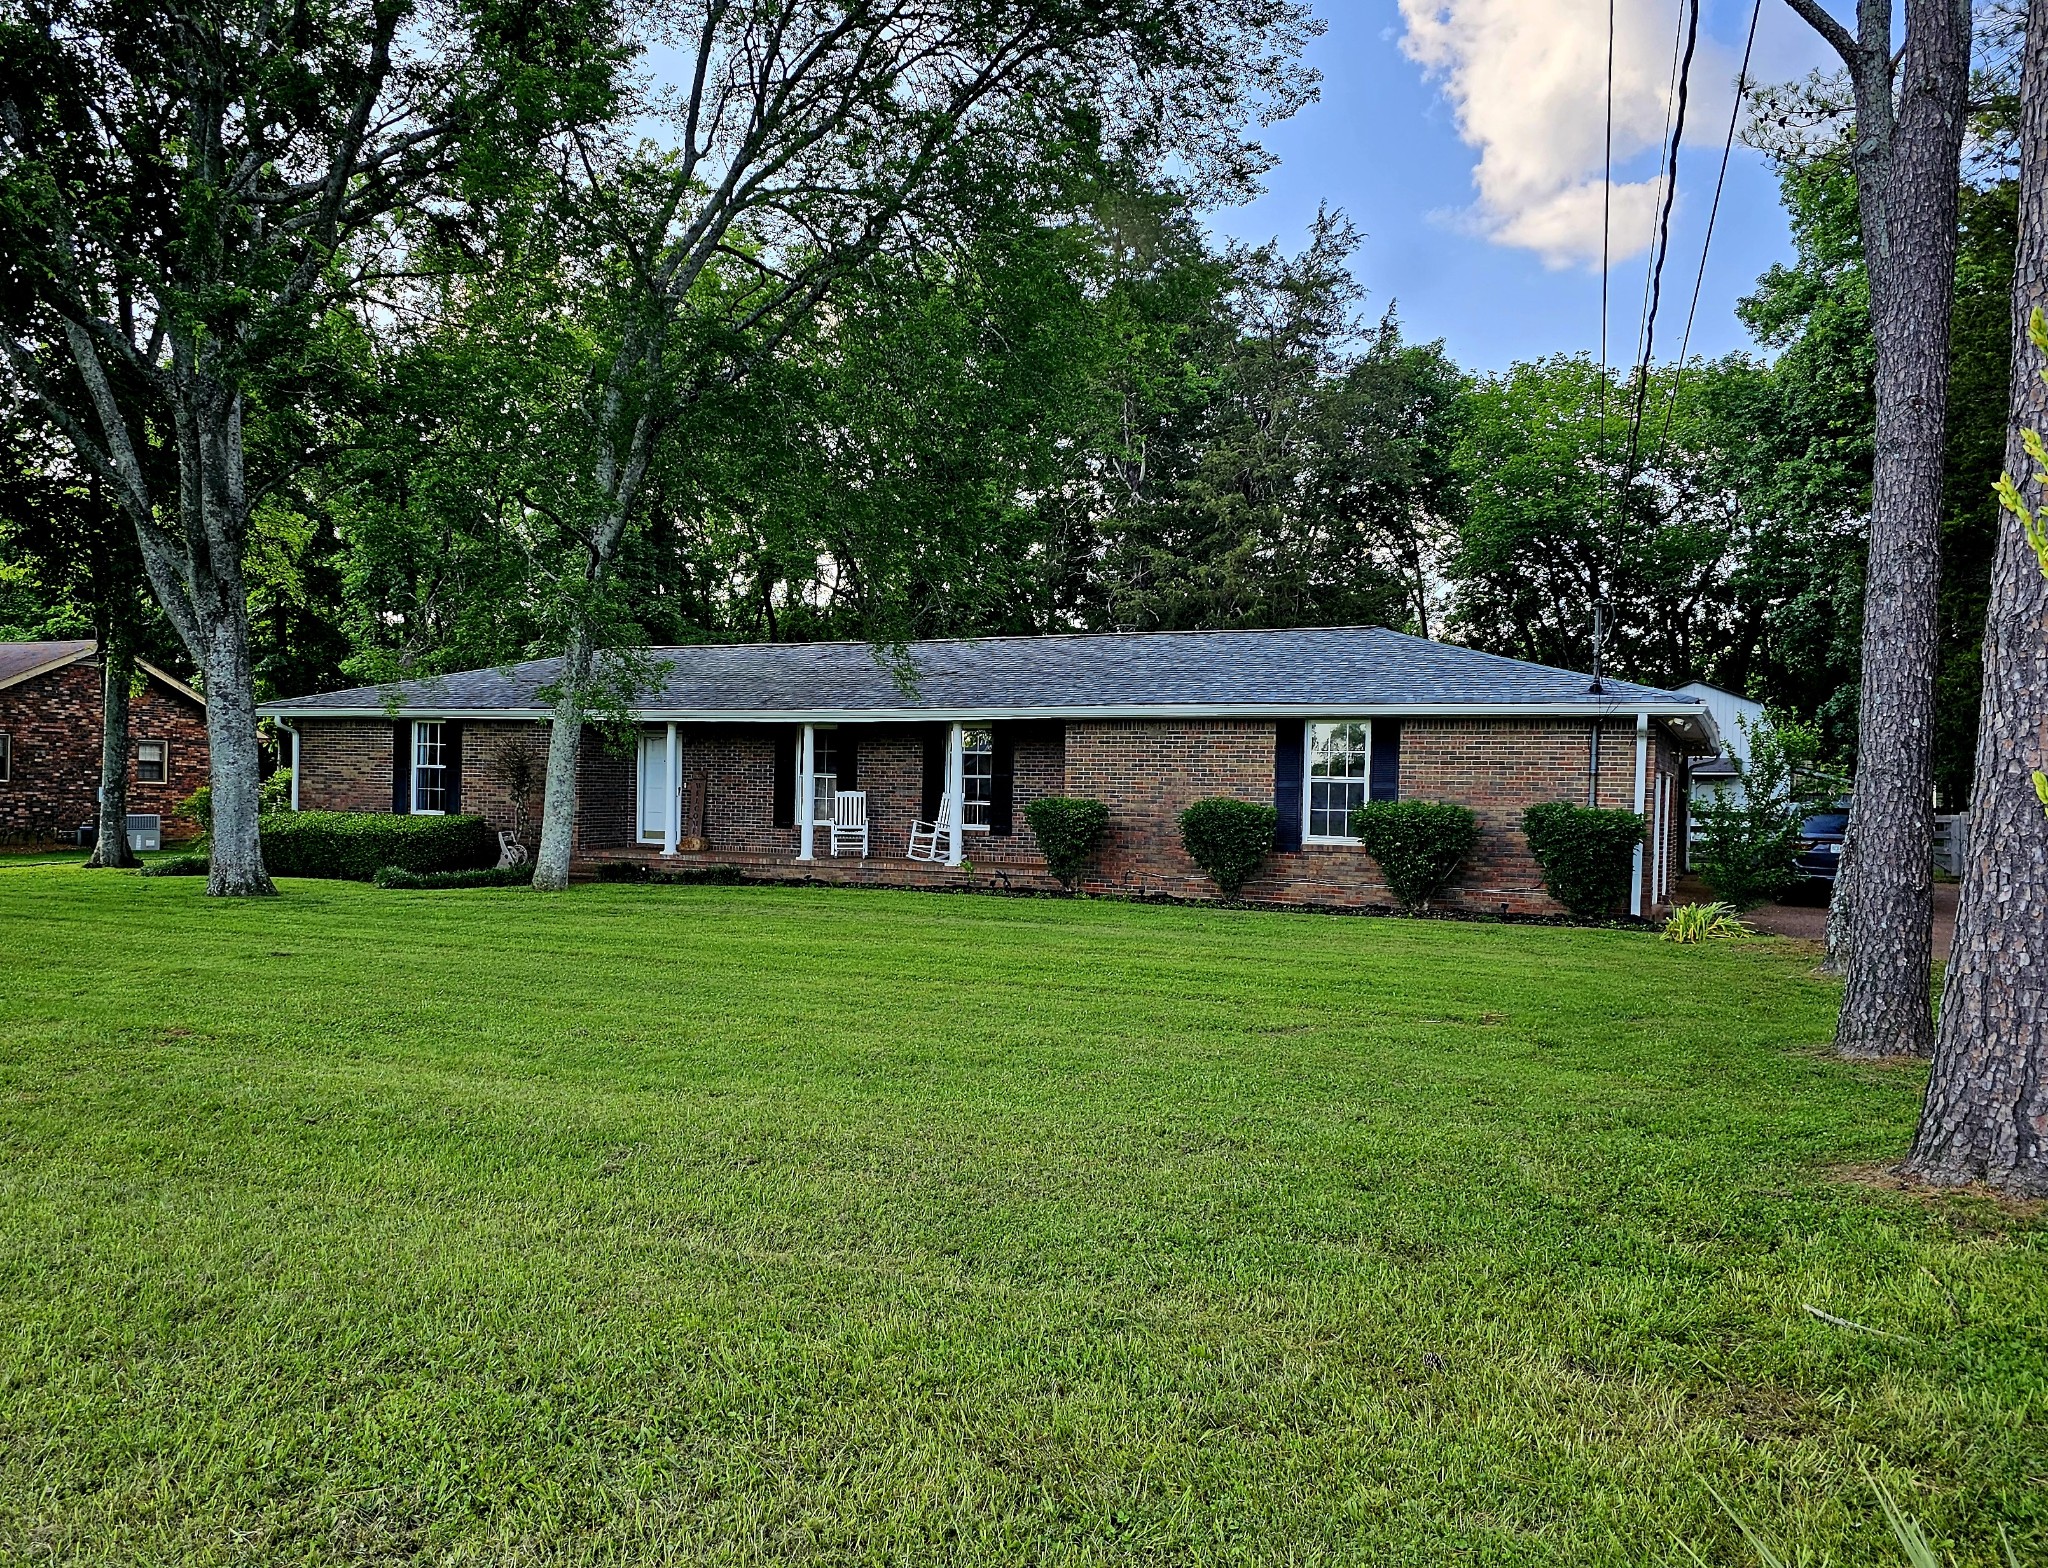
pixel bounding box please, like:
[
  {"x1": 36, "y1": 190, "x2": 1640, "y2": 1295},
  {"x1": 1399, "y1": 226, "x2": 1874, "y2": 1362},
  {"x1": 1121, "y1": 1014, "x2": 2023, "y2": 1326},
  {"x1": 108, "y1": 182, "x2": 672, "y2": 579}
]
[
  {"x1": 1021, "y1": 797, "x2": 1111, "y2": 891},
  {"x1": 1177, "y1": 798, "x2": 1278, "y2": 900},
  {"x1": 1347, "y1": 799, "x2": 1479, "y2": 911},
  {"x1": 1691, "y1": 712, "x2": 1836, "y2": 910},
  {"x1": 135, "y1": 854, "x2": 208, "y2": 878},
  {"x1": 259, "y1": 812, "x2": 494, "y2": 881},
  {"x1": 1520, "y1": 801, "x2": 1645, "y2": 919},
  {"x1": 374, "y1": 863, "x2": 535, "y2": 890},
  {"x1": 593, "y1": 861, "x2": 747, "y2": 886},
  {"x1": 1661, "y1": 902, "x2": 1753, "y2": 944},
  {"x1": 259, "y1": 770, "x2": 293, "y2": 815},
  {"x1": 175, "y1": 786, "x2": 212, "y2": 838}
]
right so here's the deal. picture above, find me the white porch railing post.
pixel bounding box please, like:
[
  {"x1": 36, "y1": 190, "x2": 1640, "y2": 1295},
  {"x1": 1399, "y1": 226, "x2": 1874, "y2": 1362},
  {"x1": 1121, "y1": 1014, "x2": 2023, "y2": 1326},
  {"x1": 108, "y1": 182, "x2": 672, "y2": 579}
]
[
  {"x1": 1630, "y1": 712, "x2": 1649, "y2": 916},
  {"x1": 945, "y1": 722, "x2": 965, "y2": 867},
  {"x1": 797, "y1": 724, "x2": 816, "y2": 861},
  {"x1": 662, "y1": 722, "x2": 679, "y2": 855}
]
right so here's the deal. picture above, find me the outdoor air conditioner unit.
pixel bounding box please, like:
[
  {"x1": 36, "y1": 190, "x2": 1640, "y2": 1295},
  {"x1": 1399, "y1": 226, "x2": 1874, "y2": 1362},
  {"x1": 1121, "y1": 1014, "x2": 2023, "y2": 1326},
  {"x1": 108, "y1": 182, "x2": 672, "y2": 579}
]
[{"x1": 125, "y1": 814, "x2": 162, "y2": 852}]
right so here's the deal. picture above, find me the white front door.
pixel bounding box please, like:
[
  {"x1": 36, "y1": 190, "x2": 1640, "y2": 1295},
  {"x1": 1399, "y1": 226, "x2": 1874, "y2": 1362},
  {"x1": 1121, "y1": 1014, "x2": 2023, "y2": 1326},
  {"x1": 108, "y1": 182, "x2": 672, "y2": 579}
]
[{"x1": 637, "y1": 732, "x2": 668, "y2": 842}]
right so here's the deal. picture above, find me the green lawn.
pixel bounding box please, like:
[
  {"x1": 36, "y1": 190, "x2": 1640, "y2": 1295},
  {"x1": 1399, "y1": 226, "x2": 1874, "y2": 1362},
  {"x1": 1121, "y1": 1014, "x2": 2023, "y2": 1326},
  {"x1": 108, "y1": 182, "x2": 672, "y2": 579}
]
[{"x1": 0, "y1": 871, "x2": 2040, "y2": 1566}]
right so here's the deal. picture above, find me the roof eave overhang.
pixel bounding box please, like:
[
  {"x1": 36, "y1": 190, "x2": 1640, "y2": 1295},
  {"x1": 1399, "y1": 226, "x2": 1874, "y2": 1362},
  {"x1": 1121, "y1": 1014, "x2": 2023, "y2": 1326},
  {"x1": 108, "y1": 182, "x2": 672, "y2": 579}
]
[{"x1": 261, "y1": 698, "x2": 1720, "y2": 748}]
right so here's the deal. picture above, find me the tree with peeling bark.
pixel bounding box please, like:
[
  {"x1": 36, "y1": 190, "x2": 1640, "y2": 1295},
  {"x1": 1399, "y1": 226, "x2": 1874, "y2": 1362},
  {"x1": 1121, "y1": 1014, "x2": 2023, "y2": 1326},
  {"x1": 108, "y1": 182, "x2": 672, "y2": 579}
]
[
  {"x1": 1777, "y1": 0, "x2": 1974, "y2": 1056},
  {"x1": 1906, "y1": 0, "x2": 2048, "y2": 1197},
  {"x1": 0, "y1": 0, "x2": 621, "y2": 894},
  {"x1": 517, "y1": 0, "x2": 1322, "y2": 892}
]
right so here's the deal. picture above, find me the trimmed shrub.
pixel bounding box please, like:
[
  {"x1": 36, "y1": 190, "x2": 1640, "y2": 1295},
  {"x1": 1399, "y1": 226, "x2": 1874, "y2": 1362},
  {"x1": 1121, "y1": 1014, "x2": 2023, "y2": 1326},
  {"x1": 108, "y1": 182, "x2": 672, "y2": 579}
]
[
  {"x1": 1178, "y1": 798, "x2": 1278, "y2": 901},
  {"x1": 1022, "y1": 796, "x2": 1110, "y2": 891},
  {"x1": 1521, "y1": 801, "x2": 1644, "y2": 918},
  {"x1": 260, "y1": 811, "x2": 494, "y2": 881},
  {"x1": 137, "y1": 854, "x2": 209, "y2": 877},
  {"x1": 374, "y1": 863, "x2": 537, "y2": 890},
  {"x1": 594, "y1": 861, "x2": 747, "y2": 886},
  {"x1": 1349, "y1": 800, "x2": 1480, "y2": 911}
]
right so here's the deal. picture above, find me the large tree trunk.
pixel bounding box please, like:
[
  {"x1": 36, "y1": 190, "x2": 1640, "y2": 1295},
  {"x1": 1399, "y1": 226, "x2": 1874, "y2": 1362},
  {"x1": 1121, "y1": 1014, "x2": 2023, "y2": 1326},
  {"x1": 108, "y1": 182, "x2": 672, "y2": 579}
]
[
  {"x1": 84, "y1": 632, "x2": 138, "y2": 870},
  {"x1": 531, "y1": 624, "x2": 594, "y2": 892},
  {"x1": 197, "y1": 600, "x2": 273, "y2": 896},
  {"x1": 1904, "y1": 0, "x2": 2048, "y2": 1196},
  {"x1": 1820, "y1": 801, "x2": 1858, "y2": 974},
  {"x1": 1827, "y1": 0, "x2": 1973, "y2": 1059}
]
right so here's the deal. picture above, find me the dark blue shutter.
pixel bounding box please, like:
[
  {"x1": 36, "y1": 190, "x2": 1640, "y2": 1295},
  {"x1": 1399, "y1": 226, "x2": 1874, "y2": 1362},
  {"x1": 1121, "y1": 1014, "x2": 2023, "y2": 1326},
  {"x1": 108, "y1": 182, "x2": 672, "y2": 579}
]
[
  {"x1": 1370, "y1": 720, "x2": 1401, "y2": 802},
  {"x1": 443, "y1": 721, "x2": 463, "y2": 814},
  {"x1": 839, "y1": 733, "x2": 859, "y2": 791},
  {"x1": 1273, "y1": 722, "x2": 1303, "y2": 852},
  {"x1": 391, "y1": 722, "x2": 410, "y2": 814},
  {"x1": 990, "y1": 726, "x2": 1015, "y2": 835},
  {"x1": 771, "y1": 729, "x2": 796, "y2": 827},
  {"x1": 920, "y1": 727, "x2": 945, "y2": 818}
]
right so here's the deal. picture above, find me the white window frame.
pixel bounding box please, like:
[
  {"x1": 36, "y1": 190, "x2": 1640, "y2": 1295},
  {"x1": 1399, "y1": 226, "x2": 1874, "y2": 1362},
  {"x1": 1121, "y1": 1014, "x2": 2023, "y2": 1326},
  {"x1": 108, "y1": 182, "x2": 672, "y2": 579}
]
[
  {"x1": 808, "y1": 728, "x2": 838, "y2": 827},
  {"x1": 134, "y1": 738, "x2": 168, "y2": 785},
  {"x1": 960, "y1": 725, "x2": 993, "y2": 831},
  {"x1": 1303, "y1": 719, "x2": 1374, "y2": 845},
  {"x1": 411, "y1": 720, "x2": 447, "y2": 815}
]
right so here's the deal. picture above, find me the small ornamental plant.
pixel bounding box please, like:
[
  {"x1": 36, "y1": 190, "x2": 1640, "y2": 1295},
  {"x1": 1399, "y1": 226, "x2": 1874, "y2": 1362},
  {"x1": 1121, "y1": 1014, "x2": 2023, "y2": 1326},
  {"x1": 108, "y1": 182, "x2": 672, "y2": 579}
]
[
  {"x1": 1661, "y1": 901, "x2": 1752, "y2": 943},
  {"x1": 1348, "y1": 800, "x2": 1480, "y2": 912},
  {"x1": 1178, "y1": 798, "x2": 1278, "y2": 901},
  {"x1": 1022, "y1": 797, "x2": 1110, "y2": 891},
  {"x1": 1521, "y1": 801, "x2": 1645, "y2": 919}
]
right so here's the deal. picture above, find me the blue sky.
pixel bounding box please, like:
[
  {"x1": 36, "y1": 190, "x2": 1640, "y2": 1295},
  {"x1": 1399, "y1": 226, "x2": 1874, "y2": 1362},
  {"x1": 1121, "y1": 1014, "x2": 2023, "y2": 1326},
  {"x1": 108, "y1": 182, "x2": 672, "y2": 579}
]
[{"x1": 1207, "y1": 1, "x2": 1838, "y2": 372}]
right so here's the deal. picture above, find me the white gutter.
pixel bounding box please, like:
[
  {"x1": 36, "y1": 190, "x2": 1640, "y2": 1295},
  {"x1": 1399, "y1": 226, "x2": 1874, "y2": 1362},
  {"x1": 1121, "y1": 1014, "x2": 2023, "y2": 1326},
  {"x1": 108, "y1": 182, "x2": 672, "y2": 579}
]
[{"x1": 258, "y1": 700, "x2": 1721, "y2": 752}]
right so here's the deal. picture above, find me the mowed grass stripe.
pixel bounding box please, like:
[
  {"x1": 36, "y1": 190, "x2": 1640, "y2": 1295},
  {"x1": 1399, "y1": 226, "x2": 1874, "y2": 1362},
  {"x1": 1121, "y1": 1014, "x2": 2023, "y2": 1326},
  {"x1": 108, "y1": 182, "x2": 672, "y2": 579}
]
[{"x1": 0, "y1": 870, "x2": 2039, "y2": 1565}]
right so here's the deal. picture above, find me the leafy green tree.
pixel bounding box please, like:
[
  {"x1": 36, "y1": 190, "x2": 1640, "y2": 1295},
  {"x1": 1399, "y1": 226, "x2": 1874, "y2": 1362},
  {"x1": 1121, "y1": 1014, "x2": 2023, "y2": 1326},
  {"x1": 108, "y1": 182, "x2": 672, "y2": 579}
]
[{"x1": 1691, "y1": 712, "x2": 1835, "y2": 910}]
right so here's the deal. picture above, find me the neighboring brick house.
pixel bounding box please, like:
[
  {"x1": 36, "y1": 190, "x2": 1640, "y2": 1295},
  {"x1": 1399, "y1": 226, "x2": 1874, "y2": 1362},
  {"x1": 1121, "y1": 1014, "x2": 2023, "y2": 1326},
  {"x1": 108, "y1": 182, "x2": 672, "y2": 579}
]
[
  {"x1": 260, "y1": 627, "x2": 1718, "y2": 916},
  {"x1": 0, "y1": 640, "x2": 210, "y2": 846}
]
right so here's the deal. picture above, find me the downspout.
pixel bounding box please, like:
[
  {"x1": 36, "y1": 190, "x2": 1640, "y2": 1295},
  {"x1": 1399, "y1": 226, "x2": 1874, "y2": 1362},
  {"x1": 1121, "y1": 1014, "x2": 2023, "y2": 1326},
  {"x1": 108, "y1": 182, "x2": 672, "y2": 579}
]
[
  {"x1": 274, "y1": 718, "x2": 301, "y2": 811},
  {"x1": 1630, "y1": 712, "x2": 1649, "y2": 916}
]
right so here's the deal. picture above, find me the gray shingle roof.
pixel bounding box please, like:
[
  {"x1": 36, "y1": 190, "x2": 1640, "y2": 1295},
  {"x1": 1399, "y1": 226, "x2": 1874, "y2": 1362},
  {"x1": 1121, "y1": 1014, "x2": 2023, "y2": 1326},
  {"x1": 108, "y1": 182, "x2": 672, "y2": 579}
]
[
  {"x1": 0, "y1": 639, "x2": 95, "y2": 691},
  {"x1": 264, "y1": 626, "x2": 1707, "y2": 723}
]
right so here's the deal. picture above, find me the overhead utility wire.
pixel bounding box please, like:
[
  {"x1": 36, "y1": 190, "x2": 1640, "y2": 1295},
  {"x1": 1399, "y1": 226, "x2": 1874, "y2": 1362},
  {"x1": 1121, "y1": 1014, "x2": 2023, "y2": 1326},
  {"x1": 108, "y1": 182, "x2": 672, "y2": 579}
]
[
  {"x1": 1654, "y1": 0, "x2": 1764, "y2": 452},
  {"x1": 1633, "y1": 0, "x2": 1691, "y2": 378},
  {"x1": 1597, "y1": 0, "x2": 1616, "y2": 469},
  {"x1": 1619, "y1": 0, "x2": 1701, "y2": 489}
]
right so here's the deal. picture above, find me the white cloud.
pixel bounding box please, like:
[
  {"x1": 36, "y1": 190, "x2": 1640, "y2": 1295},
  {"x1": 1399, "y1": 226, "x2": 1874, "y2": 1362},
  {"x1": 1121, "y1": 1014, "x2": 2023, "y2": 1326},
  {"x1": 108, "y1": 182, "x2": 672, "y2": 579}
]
[{"x1": 1398, "y1": 0, "x2": 1737, "y2": 269}]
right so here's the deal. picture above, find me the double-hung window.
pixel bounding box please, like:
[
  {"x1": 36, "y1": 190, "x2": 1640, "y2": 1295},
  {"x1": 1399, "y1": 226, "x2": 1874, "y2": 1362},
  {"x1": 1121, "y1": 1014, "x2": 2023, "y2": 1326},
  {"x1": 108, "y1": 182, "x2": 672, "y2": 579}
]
[
  {"x1": 1305, "y1": 720, "x2": 1372, "y2": 842},
  {"x1": 961, "y1": 727, "x2": 993, "y2": 829},
  {"x1": 135, "y1": 740, "x2": 167, "y2": 784},
  {"x1": 412, "y1": 721, "x2": 447, "y2": 813},
  {"x1": 809, "y1": 731, "x2": 838, "y2": 825}
]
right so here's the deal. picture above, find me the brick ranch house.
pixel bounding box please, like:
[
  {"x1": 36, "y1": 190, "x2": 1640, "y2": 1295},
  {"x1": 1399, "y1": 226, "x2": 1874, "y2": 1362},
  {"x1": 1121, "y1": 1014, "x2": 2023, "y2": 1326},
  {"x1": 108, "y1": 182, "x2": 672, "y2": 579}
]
[
  {"x1": 0, "y1": 640, "x2": 210, "y2": 847},
  {"x1": 263, "y1": 627, "x2": 1719, "y2": 915}
]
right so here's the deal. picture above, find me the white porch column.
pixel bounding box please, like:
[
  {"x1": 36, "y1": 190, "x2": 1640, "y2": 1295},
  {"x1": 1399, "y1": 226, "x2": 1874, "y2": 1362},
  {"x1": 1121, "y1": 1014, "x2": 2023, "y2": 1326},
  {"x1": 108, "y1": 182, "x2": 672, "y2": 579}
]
[
  {"x1": 944, "y1": 721, "x2": 965, "y2": 867},
  {"x1": 797, "y1": 724, "x2": 816, "y2": 861},
  {"x1": 662, "y1": 722, "x2": 679, "y2": 855},
  {"x1": 1630, "y1": 712, "x2": 1649, "y2": 916}
]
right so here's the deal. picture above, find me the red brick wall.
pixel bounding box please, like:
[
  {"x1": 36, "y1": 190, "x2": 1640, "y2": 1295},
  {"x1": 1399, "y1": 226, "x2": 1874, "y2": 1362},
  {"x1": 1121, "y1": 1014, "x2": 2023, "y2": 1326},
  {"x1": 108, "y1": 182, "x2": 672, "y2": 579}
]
[
  {"x1": 289, "y1": 708, "x2": 1697, "y2": 913},
  {"x1": 0, "y1": 656, "x2": 209, "y2": 844}
]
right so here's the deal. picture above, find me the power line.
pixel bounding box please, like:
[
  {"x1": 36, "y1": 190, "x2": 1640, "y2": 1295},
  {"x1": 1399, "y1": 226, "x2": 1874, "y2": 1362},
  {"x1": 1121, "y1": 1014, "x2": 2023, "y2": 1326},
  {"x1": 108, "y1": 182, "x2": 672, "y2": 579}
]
[
  {"x1": 1654, "y1": 0, "x2": 1764, "y2": 453},
  {"x1": 1598, "y1": 0, "x2": 1616, "y2": 470},
  {"x1": 1619, "y1": 0, "x2": 1701, "y2": 491}
]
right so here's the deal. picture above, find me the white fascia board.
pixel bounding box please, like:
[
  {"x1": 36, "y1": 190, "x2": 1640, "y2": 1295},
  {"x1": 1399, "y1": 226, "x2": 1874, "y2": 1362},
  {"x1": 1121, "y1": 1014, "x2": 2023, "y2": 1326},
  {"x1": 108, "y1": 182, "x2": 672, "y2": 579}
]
[{"x1": 262, "y1": 698, "x2": 1719, "y2": 746}]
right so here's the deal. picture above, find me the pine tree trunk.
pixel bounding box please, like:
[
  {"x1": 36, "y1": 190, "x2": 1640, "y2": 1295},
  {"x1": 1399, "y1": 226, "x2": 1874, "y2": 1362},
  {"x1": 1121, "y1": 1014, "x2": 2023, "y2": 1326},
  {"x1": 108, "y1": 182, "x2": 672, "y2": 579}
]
[
  {"x1": 84, "y1": 634, "x2": 138, "y2": 870},
  {"x1": 531, "y1": 625, "x2": 593, "y2": 892},
  {"x1": 1831, "y1": 0, "x2": 1973, "y2": 1059},
  {"x1": 1820, "y1": 800, "x2": 1858, "y2": 974},
  {"x1": 1903, "y1": 0, "x2": 2048, "y2": 1195}
]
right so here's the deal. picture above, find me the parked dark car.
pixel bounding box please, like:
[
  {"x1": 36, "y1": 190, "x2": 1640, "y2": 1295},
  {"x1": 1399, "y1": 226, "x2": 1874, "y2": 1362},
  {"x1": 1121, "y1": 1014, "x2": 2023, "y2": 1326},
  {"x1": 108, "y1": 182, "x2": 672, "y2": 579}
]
[{"x1": 1796, "y1": 808, "x2": 1850, "y2": 885}]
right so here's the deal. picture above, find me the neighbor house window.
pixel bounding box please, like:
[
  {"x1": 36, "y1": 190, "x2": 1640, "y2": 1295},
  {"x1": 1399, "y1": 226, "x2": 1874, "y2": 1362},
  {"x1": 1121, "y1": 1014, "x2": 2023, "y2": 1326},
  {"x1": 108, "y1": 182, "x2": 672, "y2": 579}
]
[
  {"x1": 810, "y1": 730, "x2": 837, "y2": 824},
  {"x1": 0, "y1": 732, "x2": 10, "y2": 782},
  {"x1": 412, "y1": 721, "x2": 446, "y2": 813},
  {"x1": 135, "y1": 740, "x2": 167, "y2": 784},
  {"x1": 1306, "y1": 720, "x2": 1372, "y2": 841},
  {"x1": 961, "y1": 727, "x2": 992, "y2": 829}
]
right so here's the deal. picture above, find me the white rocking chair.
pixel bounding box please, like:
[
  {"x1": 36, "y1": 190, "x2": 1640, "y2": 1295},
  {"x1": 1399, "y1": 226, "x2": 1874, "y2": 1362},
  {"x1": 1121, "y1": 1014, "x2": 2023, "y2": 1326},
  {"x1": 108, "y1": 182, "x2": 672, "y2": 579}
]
[
  {"x1": 829, "y1": 789, "x2": 869, "y2": 858},
  {"x1": 907, "y1": 799, "x2": 952, "y2": 862}
]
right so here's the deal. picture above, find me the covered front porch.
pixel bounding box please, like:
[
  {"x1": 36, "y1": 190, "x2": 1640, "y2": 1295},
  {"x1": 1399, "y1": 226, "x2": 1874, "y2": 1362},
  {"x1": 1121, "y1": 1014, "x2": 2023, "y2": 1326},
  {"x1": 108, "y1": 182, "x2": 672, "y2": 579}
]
[{"x1": 601, "y1": 717, "x2": 1061, "y2": 881}]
